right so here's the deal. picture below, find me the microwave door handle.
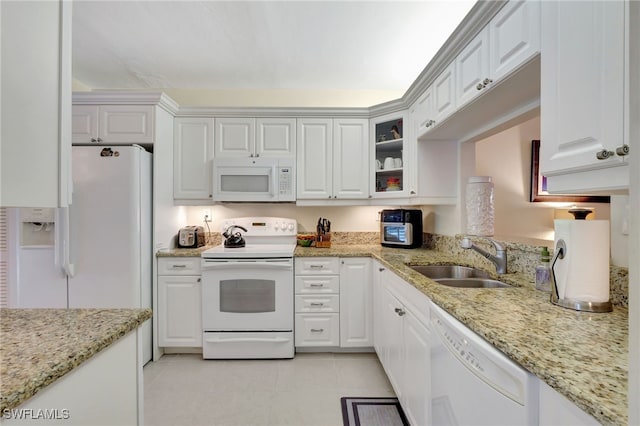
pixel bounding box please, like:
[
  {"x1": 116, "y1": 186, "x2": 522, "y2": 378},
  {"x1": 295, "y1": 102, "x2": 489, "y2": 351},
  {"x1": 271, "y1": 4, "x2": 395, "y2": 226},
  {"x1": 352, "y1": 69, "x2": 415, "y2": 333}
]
[{"x1": 270, "y1": 166, "x2": 276, "y2": 196}]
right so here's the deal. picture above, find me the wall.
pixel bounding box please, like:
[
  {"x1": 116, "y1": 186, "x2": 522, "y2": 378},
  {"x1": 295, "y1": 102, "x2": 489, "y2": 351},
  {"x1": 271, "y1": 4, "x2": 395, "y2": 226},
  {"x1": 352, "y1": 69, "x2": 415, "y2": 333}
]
[
  {"x1": 474, "y1": 116, "x2": 610, "y2": 241},
  {"x1": 71, "y1": 86, "x2": 403, "y2": 108},
  {"x1": 184, "y1": 205, "x2": 394, "y2": 235}
]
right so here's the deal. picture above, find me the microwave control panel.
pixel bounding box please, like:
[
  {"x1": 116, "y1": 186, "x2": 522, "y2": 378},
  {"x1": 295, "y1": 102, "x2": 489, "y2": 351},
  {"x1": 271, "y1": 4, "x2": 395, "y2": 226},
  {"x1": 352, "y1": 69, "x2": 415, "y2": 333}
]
[{"x1": 278, "y1": 167, "x2": 293, "y2": 196}]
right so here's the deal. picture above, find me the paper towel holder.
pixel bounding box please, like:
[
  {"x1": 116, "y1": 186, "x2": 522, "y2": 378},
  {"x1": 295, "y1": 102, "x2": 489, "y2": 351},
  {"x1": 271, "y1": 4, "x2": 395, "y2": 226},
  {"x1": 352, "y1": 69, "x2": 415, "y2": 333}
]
[{"x1": 550, "y1": 239, "x2": 612, "y2": 313}]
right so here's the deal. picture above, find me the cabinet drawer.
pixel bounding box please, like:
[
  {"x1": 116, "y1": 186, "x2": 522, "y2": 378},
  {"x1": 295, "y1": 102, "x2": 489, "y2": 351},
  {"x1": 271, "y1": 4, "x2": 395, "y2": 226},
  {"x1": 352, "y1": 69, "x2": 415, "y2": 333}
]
[
  {"x1": 157, "y1": 257, "x2": 201, "y2": 275},
  {"x1": 295, "y1": 275, "x2": 340, "y2": 294},
  {"x1": 295, "y1": 295, "x2": 340, "y2": 313},
  {"x1": 295, "y1": 314, "x2": 340, "y2": 347},
  {"x1": 295, "y1": 257, "x2": 340, "y2": 275}
]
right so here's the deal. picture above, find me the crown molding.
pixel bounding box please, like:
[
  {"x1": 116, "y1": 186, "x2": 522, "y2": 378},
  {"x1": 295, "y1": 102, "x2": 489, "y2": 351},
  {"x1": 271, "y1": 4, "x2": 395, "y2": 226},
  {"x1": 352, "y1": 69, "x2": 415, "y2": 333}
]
[
  {"x1": 72, "y1": 91, "x2": 180, "y2": 114},
  {"x1": 175, "y1": 106, "x2": 370, "y2": 118}
]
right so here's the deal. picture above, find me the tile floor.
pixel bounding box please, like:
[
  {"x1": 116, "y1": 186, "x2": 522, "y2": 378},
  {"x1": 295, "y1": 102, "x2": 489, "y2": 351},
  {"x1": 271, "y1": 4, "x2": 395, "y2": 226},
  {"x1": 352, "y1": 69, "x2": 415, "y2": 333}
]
[{"x1": 144, "y1": 352, "x2": 395, "y2": 426}]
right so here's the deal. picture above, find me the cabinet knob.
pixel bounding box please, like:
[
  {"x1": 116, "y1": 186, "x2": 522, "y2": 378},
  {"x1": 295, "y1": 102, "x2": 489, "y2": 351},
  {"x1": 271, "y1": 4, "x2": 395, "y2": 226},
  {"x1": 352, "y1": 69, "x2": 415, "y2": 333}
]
[
  {"x1": 596, "y1": 149, "x2": 614, "y2": 160},
  {"x1": 90, "y1": 138, "x2": 98, "y2": 143},
  {"x1": 328, "y1": 195, "x2": 332, "y2": 199},
  {"x1": 483, "y1": 78, "x2": 493, "y2": 86},
  {"x1": 368, "y1": 195, "x2": 372, "y2": 198},
  {"x1": 197, "y1": 278, "x2": 201, "y2": 282},
  {"x1": 97, "y1": 138, "x2": 103, "y2": 142},
  {"x1": 616, "y1": 145, "x2": 630, "y2": 156},
  {"x1": 476, "y1": 83, "x2": 484, "y2": 91},
  {"x1": 334, "y1": 196, "x2": 337, "y2": 199},
  {"x1": 394, "y1": 308, "x2": 406, "y2": 316},
  {"x1": 379, "y1": 267, "x2": 385, "y2": 272},
  {"x1": 410, "y1": 190, "x2": 416, "y2": 195},
  {"x1": 255, "y1": 153, "x2": 260, "y2": 158}
]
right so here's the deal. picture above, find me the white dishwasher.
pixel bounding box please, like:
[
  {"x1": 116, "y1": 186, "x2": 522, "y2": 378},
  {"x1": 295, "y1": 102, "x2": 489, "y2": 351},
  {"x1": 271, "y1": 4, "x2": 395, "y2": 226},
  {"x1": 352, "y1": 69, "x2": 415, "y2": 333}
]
[{"x1": 430, "y1": 302, "x2": 538, "y2": 425}]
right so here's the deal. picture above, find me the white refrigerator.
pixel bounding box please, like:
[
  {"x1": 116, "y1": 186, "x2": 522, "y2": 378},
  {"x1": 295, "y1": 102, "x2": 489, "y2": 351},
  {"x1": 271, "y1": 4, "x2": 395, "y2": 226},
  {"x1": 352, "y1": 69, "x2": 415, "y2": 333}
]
[{"x1": 7, "y1": 145, "x2": 152, "y2": 363}]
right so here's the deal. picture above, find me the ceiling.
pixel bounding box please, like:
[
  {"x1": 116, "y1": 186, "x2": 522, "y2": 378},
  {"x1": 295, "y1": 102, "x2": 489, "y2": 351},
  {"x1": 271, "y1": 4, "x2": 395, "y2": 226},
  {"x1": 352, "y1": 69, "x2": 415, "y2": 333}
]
[{"x1": 72, "y1": 0, "x2": 476, "y2": 96}]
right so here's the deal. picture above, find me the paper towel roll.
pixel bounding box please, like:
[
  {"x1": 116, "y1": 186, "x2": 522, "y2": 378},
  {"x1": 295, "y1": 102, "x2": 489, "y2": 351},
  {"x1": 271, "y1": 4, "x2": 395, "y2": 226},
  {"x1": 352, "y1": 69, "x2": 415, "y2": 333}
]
[{"x1": 553, "y1": 220, "x2": 610, "y2": 302}]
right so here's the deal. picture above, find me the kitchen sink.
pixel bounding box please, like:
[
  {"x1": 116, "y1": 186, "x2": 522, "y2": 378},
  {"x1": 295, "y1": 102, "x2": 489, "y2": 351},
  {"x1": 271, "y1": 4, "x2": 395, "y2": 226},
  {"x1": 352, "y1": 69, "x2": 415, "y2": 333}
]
[
  {"x1": 434, "y1": 278, "x2": 511, "y2": 288},
  {"x1": 409, "y1": 265, "x2": 490, "y2": 279}
]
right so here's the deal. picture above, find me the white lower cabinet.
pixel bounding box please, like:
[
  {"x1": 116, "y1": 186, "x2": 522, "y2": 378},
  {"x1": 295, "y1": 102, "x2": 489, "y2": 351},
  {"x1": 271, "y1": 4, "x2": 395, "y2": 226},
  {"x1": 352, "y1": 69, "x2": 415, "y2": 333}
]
[
  {"x1": 295, "y1": 257, "x2": 372, "y2": 349},
  {"x1": 340, "y1": 258, "x2": 373, "y2": 347},
  {"x1": 157, "y1": 258, "x2": 202, "y2": 348},
  {"x1": 539, "y1": 380, "x2": 600, "y2": 426},
  {"x1": 295, "y1": 314, "x2": 340, "y2": 347},
  {"x1": 295, "y1": 257, "x2": 340, "y2": 347},
  {"x1": 374, "y1": 265, "x2": 431, "y2": 426}
]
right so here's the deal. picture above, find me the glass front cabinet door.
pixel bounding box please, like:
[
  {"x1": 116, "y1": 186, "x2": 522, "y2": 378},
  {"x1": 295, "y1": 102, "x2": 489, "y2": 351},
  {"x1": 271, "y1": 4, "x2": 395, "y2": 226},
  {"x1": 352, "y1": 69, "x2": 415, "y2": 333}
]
[{"x1": 371, "y1": 113, "x2": 408, "y2": 198}]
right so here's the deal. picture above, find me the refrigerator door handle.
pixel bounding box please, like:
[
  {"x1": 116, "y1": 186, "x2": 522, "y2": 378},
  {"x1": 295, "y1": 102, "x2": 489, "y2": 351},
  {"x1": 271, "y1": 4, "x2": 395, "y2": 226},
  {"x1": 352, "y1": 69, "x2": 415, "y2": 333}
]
[{"x1": 55, "y1": 207, "x2": 75, "y2": 278}]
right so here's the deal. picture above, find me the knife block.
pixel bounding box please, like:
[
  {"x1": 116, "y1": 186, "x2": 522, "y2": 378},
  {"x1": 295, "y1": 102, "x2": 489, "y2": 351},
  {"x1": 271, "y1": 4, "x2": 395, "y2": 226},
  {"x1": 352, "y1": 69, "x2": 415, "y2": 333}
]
[{"x1": 316, "y1": 232, "x2": 332, "y2": 248}]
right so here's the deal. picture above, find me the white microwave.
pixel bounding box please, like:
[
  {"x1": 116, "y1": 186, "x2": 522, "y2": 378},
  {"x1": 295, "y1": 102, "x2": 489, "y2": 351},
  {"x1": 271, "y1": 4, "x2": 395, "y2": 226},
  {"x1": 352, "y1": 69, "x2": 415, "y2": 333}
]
[{"x1": 212, "y1": 157, "x2": 295, "y2": 202}]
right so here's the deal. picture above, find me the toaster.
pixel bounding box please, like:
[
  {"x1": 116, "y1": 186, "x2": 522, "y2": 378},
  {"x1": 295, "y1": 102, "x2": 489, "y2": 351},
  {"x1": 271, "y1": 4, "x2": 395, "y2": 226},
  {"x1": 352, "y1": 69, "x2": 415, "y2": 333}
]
[{"x1": 177, "y1": 226, "x2": 206, "y2": 248}]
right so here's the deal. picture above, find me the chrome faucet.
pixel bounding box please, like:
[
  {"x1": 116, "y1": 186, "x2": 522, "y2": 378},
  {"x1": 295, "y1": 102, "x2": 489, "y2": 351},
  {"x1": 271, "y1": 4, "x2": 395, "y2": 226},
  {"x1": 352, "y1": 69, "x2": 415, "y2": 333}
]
[{"x1": 460, "y1": 237, "x2": 507, "y2": 274}]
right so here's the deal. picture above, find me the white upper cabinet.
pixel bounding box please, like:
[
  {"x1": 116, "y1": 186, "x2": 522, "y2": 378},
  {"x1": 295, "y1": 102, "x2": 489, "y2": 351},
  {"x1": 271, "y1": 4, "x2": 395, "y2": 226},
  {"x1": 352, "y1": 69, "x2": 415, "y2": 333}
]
[
  {"x1": 174, "y1": 118, "x2": 214, "y2": 200},
  {"x1": 297, "y1": 118, "x2": 368, "y2": 201},
  {"x1": 1, "y1": 0, "x2": 72, "y2": 208},
  {"x1": 489, "y1": 0, "x2": 541, "y2": 82},
  {"x1": 433, "y1": 62, "x2": 457, "y2": 124},
  {"x1": 418, "y1": 0, "x2": 540, "y2": 139},
  {"x1": 540, "y1": 0, "x2": 628, "y2": 193},
  {"x1": 333, "y1": 119, "x2": 369, "y2": 199},
  {"x1": 215, "y1": 117, "x2": 295, "y2": 158},
  {"x1": 455, "y1": 0, "x2": 541, "y2": 112},
  {"x1": 257, "y1": 118, "x2": 297, "y2": 157},
  {"x1": 214, "y1": 118, "x2": 255, "y2": 157},
  {"x1": 72, "y1": 105, "x2": 155, "y2": 144},
  {"x1": 297, "y1": 119, "x2": 333, "y2": 199},
  {"x1": 456, "y1": 28, "x2": 490, "y2": 108},
  {"x1": 412, "y1": 89, "x2": 435, "y2": 137}
]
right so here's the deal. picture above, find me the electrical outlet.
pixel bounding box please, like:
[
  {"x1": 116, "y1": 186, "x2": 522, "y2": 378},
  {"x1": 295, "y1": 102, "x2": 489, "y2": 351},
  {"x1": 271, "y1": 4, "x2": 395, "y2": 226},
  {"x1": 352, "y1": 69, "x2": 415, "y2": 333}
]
[{"x1": 202, "y1": 209, "x2": 212, "y2": 223}]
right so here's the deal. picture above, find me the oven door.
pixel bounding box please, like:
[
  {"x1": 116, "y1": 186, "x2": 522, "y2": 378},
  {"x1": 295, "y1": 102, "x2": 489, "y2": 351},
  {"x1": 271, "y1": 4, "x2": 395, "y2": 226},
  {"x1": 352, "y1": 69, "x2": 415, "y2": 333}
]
[{"x1": 201, "y1": 257, "x2": 293, "y2": 331}]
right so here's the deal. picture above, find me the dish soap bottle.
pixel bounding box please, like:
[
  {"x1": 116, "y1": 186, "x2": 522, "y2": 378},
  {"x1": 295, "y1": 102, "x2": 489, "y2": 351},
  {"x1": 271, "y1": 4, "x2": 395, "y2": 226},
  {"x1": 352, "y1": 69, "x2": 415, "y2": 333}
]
[{"x1": 535, "y1": 247, "x2": 551, "y2": 292}]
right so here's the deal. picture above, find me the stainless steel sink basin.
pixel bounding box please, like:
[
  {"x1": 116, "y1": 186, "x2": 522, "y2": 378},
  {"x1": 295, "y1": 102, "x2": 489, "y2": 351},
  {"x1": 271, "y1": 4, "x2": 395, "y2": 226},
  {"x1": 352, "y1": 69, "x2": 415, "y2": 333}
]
[
  {"x1": 434, "y1": 278, "x2": 512, "y2": 288},
  {"x1": 409, "y1": 265, "x2": 490, "y2": 279}
]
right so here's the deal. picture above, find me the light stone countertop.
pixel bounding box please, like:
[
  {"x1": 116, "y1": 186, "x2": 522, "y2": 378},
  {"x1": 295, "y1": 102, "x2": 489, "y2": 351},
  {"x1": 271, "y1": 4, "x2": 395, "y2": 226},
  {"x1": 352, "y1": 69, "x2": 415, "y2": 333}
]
[
  {"x1": 0, "y1": 308, "x2": 152, "y2": 412},
  {"x1": 158, "y1": 244, "x2": 628, "y2": 425}
]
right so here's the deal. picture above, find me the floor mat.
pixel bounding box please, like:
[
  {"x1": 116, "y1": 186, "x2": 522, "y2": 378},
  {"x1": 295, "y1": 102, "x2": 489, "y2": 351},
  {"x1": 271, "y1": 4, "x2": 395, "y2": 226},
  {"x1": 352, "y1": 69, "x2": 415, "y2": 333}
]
[{"x1": 340, "y1": 397, "x2": 409, "y2": 426}]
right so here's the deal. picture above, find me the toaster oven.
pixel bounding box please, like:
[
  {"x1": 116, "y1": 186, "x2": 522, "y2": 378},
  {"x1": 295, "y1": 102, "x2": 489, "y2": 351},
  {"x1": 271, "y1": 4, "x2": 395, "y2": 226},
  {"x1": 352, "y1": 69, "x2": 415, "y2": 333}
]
[
  {"x1": 380, "y1": 209, "x2": 423, "y2": 249},
  {"x1": 177, "y1": 226, "x2": 206, "y2": 248}
]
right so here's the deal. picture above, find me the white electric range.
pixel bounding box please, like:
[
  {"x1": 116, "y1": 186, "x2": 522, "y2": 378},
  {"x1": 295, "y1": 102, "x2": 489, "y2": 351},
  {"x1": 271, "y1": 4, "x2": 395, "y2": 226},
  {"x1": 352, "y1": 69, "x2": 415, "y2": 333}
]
[{"x1": 201, "y1": 217, "x2": 297, "y2": 359}]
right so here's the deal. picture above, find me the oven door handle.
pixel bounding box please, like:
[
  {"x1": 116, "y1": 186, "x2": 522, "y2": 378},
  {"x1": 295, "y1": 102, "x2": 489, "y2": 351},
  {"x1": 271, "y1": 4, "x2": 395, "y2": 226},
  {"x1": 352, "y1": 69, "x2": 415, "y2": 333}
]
[
  {"x1": 205, "y1": 337, "x2": 291, "y2": 343},
  {"x1": 201, "y1": 260, "x2": 293, "y2": 271}
]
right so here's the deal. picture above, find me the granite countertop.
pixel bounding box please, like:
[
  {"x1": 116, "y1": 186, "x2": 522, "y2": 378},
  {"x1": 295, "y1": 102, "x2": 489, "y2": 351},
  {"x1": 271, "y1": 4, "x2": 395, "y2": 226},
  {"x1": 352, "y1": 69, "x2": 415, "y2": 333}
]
[
  {"x1": 0, "y1": 308, "x2": 152, "y2": 412},
  {"x1": 159, "y1": 244, "x2": 628, "y2": 425},
  {"x1": 156, "y1": 245, "x2": 213, "y2": 257},
  {"x1": 298, "y1": 244, "x2": 628, "y2": 425}
]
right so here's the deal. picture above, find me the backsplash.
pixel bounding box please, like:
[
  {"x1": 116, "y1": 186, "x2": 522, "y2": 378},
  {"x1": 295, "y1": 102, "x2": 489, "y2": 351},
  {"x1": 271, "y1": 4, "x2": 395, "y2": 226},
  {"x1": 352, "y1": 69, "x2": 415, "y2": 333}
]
[
  {"x1": 425, "y1": 233, "x2": 629, "y2": 308},
  {"x1": 205, "y1": 230, "x2": 628, "y2": 308}
]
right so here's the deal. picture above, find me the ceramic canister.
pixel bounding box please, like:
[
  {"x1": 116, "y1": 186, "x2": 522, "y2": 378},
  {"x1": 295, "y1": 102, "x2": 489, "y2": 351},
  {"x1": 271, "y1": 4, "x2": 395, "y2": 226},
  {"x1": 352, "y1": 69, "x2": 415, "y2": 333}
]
[{"x1": 465, "y1": 176, "x2": 494, "y2": 236}]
